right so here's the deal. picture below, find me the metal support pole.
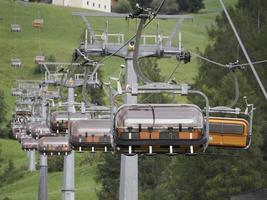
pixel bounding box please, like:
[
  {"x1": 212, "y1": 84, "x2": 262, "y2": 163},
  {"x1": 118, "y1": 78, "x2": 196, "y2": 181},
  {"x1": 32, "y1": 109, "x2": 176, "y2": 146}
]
[
  {"x1": 39, "y1": 154, "x2": 47, "y2": 200},
  {"x1": 41, "y1": 98, "x2": 47, "y2": 124},
  {"x1": 39, "y1": 98, "x2": 48, "y2": 200},
  {"x1": 119, "y1": 59, "x2": 138, "y2": 200},
  {"x1": 28, "y1": 150, "x2": 36, "y2": 172},
  {"x1": 62, "y1": 86, "x2": 75, "y2": 200}
]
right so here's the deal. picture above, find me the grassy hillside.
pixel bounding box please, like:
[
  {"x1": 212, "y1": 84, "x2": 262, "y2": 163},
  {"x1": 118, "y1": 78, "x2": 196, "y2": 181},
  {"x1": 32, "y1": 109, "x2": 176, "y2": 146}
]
[
  {"x1": 0, "y1": 0, "x2": 237, "y2": 199},
  {"x1": 0, "y1": 138, "x2": 99, "y2": 200},
  {"x1": 0, "y1": 0, "x2": 236, "y2": 116}
]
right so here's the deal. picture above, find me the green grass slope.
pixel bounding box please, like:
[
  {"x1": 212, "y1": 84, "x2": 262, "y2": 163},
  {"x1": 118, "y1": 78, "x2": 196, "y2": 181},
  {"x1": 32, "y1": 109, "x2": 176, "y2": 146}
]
[
  {"x1": 0, "y1": 0, "x2": 236, "y2": 115},
  {"x1": 0, "y1": 0, "x2": 237, "y2": 199},
  {"x1": 0, "y1": 138, "x2": 99, "y2": 200}
]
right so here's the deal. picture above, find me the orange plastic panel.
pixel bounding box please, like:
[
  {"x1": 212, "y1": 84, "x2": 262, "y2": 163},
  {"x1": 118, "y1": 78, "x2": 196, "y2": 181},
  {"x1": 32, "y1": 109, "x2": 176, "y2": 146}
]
[
  {"x1": 86, "y1": 136, "x2": 100, "y2": 143},
  {"x1": 178, "y1": 131, "x2": 201, "y2": 139},
  {"x1": 208, "y1": 117, "x2": 248, "y2": 148},
  {"x1": 140, "y1": 131, "x2": 160, "y2": 139}
]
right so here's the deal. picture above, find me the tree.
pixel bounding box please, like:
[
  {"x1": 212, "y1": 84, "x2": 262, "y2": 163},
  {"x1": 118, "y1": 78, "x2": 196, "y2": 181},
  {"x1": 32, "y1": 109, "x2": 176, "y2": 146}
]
[
  {"x1": 177, "y1": 0, "x2": 205, "y2": 13},
  {"x1": 153, "y1": 1, "x2": 267, "y2": 199},
  {"x1": 151, "y1": 0, "x2": 179, "y2": 14},
  {"x1": 48, "y1": 156, "x2": 64, "y2": 172},
  {"x1": 95, "y1": 154, "x2": 120, "y2": 200}
]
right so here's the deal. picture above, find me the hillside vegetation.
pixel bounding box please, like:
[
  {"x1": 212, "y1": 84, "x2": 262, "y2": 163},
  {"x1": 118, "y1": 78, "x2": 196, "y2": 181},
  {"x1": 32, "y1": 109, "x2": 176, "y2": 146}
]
[
  {"x1": 0, "y1": 138, "x2": 100, "y2": 200},
  {"x1": 0, "y1": 0, "x2": 235, "y2": 119}
]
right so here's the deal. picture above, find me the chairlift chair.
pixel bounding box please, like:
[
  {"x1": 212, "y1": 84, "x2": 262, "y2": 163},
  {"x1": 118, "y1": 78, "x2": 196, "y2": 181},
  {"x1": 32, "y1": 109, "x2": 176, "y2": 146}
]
[
  {"x1": 32, "y1": 19, "x2": 43, "y2": 28},
  {"x1": 31, "y1": 123, "x2": 55, "y2": 139},
  {"x1": 208, "y1": 117, "x2": 249, "y2": 148},
  {"x1": 70, "y1": 119, "x2": 112, "y2": 152},
  {"x1": 14, "y1": 115, "x2": 29, "y2": 124},
  {"x1": 26, "y1": 121, "x2": 42, "y2": 135},
  {"x1": 207, "y1": 102, "x2": 254, "y2": 149},
  {"x1": 11, "y1": 58, "x2": 22, "y2": 68},
  {"x1": 50, "y1": 111, "x2": 91, "y2": 134},
  {"x1": 12, "y1": 127, "x2": 22, "y2": 139},
  {"x1": 38, "y1": 136, "x2": 71, "y2": 156},
  {"x1": 21, "y1": 137, "x2": 38, "y2": 151},
  {"x1": 16, "y1": 110, "x2": 32, "y2": 117},
  {"x1": 35, "y1": 55, "x2": 45, "y2": 64},
  {"x1": 15, "y1": 129, "x2": 27, "y2": 143},
  {"x1": 11, "y1": 24, "x2": 21, "y2": 32},
  {"x1": 114, "y1": 104, "x2": 208, "y2": 155},
  {"x1": 11, "y1": 88, "x2": 22, "y2": 96},
  {"x1": 18, "y1": 131, "x2": 30, "y2": 143}
]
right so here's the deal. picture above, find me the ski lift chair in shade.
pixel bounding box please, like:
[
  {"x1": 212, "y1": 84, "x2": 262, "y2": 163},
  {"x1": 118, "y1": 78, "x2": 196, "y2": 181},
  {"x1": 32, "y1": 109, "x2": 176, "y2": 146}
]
[
  {"x1": 11, "y1": 88, "x2": 22, "y2": 96},
  {"x1": 38, "y1": 136, "x2": 71, "y2": 156},
  {"x1": 70, "y1": 119, "x2": 112, "y2": 152},
  {"x1": 50, "y1": 111, "x2": 91, "y2": 134},
  {"x1": 32, "y1": 19, "x2": 43, "y2": 28},
  {"x1": 31, "y1": 123, "x2": 55, "y2": 139},
  {"x1": 21, "y1": 137, "x2": 39, "y2": 151},
  {"x1": 26, "y1": 121, "x2": 42, "y2": 135},
  {"x1": 11, "y1": 58, "x2": 22, "y2": 68},
  {"x1": 35, "y1": 55, "x2": 45, "y2": 64},
  {"x1": 11, "y1": 24, "x2": 21, "y2": 32}
]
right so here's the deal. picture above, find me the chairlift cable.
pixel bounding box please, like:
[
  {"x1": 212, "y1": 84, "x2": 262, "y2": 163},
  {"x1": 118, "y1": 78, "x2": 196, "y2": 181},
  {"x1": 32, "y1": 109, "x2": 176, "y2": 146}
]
[
  {"x1": 12, "y1": 1, "x2": 18, "y2": 59},
  {"x1": 82, "y1": 66, "x2": 91, "y2": 105},
  {"x1": 192, "y1": 51, "x2": 267, "y2": 69},
  {"x1": 190, "y1": 51, "x2": 227, "y2": 68},
  {"x1": 233, "y1": 60, "x2": 267, "y2": 67},
  {"x1": 190, "y1": 51, "x2": 241, "y2": 107},
  {"x1": 165, "y1": 62, "x2": 181, "y2": 82},
  {"x1": 37, "y1": 10, "x2": 42, "y2": 55},
  {"x1": 227, "y1": 70, "x2": 240, "y2": 108},
  {"x1": 219, "y1": 0, "x2": 267, "y2": 100},
  {"x1": 132, "y1": 0, "x2": 167, "y2": 84},
  {"x1": 133, "y1": 18, "x2": 153, "y2": 84}
]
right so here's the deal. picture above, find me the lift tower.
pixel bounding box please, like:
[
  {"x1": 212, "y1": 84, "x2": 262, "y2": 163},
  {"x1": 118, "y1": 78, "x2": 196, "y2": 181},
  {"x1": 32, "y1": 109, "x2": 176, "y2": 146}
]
[
  {"x1": 12, "y1": 80, "x2": 42, "y2": 172},
  {"x1": 38, "y1": 85, "x2": 60, "y2": 200},
  {"x1": 73, "y1": 9, "x2": 192, "y2": 200},
  {"x1": 40, "y1": 62, "x2": 100, "y2": 200}
]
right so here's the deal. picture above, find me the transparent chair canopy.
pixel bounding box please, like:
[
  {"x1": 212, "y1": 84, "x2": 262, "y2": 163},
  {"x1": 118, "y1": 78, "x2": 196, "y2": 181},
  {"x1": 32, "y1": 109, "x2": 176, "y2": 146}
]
[
  {"x1": 71, "y1": 119, "x2": 112, "y2": 144},
  {"x1": 50, "y1": 111, "x2": 92, "y2": 132},
  {"x1": 35, "y1": 55, "x2": 45, "y2": 64},
  {"x1": 11, "y1": 24, "x2": 21, "y2": 32},
  {"x1": 51, "y1": 111, "x2": 92, "y2": 122},
  {"x1": 26, "y1": 121, "x2": 42, "y2": 135},
  {"x1": 11, "y1": 88, "x2": 22, "y2": 96},
  {"x1": 11, "y1": 58, "x2": 22, "y2": 67},
  {"x1": 72, "y1": 119, "x2": 112, "y2": 136},
  {"x1": 16, "y1": 130, "x2": 27, "y2": 142},
  {"x1": 32, "y1": 19, "x2": 44, "y2": 28},
  {"x1": 12, "y1": 127, "x2": 22, "y2": 139},
  {"x1": 71, "y1": 119, "x2": 112, "y2": 149},
  {"x1": 31, "y1": 123, "x2": 54, "y2": 138},
  {"x1": 114, "y1": 104, "x2": 207, "y2": 155},
  {"x1": 15, "y1": 110, "x2": 32, "y2": 116},
  {"x1": 115, "y1": 104, "x2": 204, "y2": 131},
  {"x1": 38, "y1": 136, "x2": 71, "y2": 155},
  {"x1": 21, "y1": 137, "x2": 38, "y2": 150}
]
